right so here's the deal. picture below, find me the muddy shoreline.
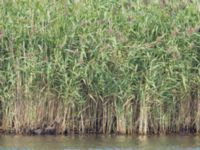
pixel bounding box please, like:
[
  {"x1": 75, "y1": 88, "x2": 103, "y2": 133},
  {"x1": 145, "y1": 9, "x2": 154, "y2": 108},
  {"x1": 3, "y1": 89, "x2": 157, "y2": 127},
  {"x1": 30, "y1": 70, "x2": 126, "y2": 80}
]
[{"x1": 0, "y1": 127, "x2": 197, "y2": 136}]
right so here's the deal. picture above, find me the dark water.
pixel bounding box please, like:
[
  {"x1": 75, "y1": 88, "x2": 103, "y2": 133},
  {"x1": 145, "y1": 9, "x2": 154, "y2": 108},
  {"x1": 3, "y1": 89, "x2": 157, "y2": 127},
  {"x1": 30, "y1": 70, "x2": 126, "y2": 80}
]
[{"x1": 0, "y1": 135, "x2": 200, "y2": 150}]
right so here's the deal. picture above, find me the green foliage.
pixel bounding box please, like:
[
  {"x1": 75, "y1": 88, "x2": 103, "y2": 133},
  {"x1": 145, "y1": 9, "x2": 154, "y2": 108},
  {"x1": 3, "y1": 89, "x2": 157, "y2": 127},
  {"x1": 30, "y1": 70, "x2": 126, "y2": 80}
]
[{"x1": 0, "y1": 0, "x2": 200, "y2": 134}]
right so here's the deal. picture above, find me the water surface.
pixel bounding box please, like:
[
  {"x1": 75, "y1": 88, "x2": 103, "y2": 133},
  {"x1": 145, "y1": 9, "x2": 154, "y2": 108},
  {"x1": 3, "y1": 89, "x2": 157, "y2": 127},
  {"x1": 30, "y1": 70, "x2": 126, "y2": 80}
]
[{"x1": 0, "y1": 135, "x2": 199, "y2": 150}]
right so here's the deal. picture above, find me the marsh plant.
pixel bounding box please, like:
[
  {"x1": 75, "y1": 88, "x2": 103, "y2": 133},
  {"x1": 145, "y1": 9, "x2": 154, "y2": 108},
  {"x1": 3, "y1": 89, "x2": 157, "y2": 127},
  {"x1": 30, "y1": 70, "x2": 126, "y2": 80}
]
[{"x1": 0, "y1": 0, "x2": 200, "y2": 135}]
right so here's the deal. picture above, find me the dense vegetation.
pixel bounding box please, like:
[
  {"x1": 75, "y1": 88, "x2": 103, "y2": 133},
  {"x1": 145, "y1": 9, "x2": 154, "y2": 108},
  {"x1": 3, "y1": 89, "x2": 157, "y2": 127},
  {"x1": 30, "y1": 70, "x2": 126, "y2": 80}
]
[{"x1": 0, "y1": 0, "x2": 200, "y2": 135}]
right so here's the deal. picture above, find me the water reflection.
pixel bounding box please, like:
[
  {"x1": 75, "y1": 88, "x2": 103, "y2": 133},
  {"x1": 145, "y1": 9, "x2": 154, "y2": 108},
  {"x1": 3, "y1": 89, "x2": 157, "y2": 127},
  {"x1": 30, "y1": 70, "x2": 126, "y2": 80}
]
[{"x1": 0, "y1": 135, "x2": 200, "y2": 150}]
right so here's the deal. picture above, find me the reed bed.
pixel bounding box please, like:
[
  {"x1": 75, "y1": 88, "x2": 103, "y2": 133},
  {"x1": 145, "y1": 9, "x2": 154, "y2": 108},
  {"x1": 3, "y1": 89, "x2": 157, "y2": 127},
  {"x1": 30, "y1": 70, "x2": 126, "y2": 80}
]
[{"x1": 0, "y1": 0, "x2": 200, "y2": 135}]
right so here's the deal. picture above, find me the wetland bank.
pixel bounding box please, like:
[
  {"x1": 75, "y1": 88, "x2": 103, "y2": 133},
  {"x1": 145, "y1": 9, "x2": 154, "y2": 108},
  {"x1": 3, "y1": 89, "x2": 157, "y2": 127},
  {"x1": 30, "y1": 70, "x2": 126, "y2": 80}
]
[{"x1": 0, "y1": 0, "x2": 200, "y2": 136}]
